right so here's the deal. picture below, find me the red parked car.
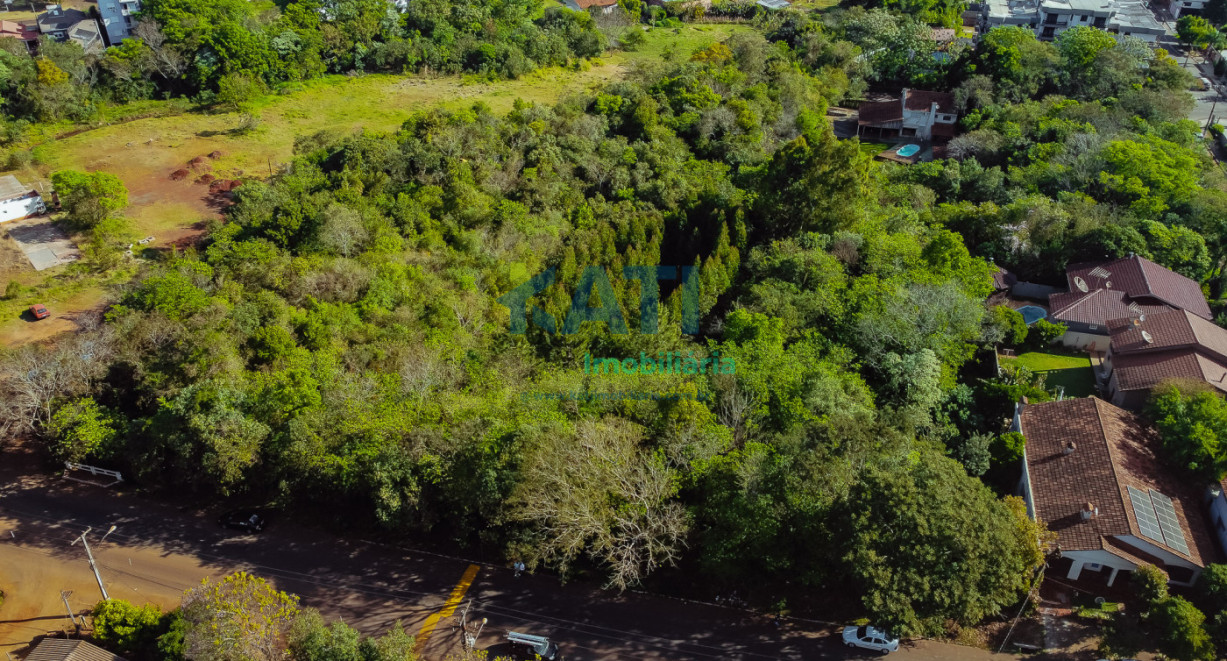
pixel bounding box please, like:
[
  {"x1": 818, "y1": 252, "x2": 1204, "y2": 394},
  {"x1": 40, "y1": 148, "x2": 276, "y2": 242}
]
[{"x1": 30, "y1": 304, "x2": 49, "y2": 320}]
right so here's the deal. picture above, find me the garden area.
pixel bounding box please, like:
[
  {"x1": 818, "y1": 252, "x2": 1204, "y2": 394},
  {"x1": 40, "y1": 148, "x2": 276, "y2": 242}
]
[{"x1": 999, "y1": 350, "x2": 1097, "y2": 398}]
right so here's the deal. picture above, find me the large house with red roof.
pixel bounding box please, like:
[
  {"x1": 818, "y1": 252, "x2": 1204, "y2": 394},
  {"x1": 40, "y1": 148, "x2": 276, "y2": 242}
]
[
  {"x1": 563, "y1": 0, "x2": 619, "y2": 13},
  {"x1": 1047, "y1": 255, "x2": 1212, "y2": 351},
  {"x1": 0, "y1": 19, "x2": 39, "y2": 53},
  {"x1": 1103, "y1": 309, "x2": 1227, "y2": 409},
  {"x1": 1017, "y1": 398, "x2": 1218, "y2": 587},
  {"x1": 856, "y1": 89, "x2": 958, "y2": 141}
]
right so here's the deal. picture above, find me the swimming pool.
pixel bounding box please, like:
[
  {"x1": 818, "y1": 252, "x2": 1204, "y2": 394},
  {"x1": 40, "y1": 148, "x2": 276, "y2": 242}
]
[
  {"x1": 897, "y1": 144, "x2": 921, "y2": 158},
  {"x1": 1017, "y1": 305, "x2": 1047, "y2": 325}
]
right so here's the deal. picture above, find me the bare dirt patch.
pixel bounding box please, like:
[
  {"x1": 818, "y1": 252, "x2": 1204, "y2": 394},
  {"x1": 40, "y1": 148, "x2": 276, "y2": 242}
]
[
  {"x1": 0, "y1": 229, "x2": 34, "y2": 276},
  {"x1": 0, "y1": 292, "x2": 107, "y2": 347}
]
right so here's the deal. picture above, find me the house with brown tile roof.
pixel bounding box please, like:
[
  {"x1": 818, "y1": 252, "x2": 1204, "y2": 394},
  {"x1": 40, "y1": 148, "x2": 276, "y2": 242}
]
[
  {"x1": 1102, "y1": 309, "x2": 1227, "y2": 409},
  {"x1": 1047, "y1": 255, "x2": 1211, "y2": 351},
  {"x1": 563, "y1": 0, "x2": 618, "y2": 13},
  {"x1": 24, "y1": 639, "x2": 127, "y2": 661},
  {"x1": 1017, "y1": 397, "x2": 1219, "y2": 587},
  {"x1": 856, "y1": 88, "x2": 958, "y2": 142}
]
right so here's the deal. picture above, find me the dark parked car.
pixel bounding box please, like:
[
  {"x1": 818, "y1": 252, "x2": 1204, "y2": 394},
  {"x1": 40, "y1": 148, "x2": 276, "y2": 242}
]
[
  {"x1": 506, "y1": 632, "x2": 560, "y2": 660},
  {"x1": 30, "y1": 304, "x2": 49, "y2": 320},
  {"x1": 218, "y1": 510, "x2": 266, "y2": 533}
]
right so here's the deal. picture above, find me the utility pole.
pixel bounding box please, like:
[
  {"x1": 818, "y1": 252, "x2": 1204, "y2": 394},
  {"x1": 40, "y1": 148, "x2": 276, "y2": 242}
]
[
  {"x1": 71, "y1": 526, "x2": 116, "y2": 601},
  {"x1": 464, "y1": 618, "x2": 487, "y2": 651},
  {"x1": 60, "y1": 590, "x2": 81, "y2": 635},
  {"x1": 1205, "y1": 84, "x2": 1220, "y2": 135}
]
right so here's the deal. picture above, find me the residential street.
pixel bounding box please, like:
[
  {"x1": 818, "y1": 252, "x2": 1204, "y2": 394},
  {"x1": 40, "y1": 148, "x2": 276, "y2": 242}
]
[{"x1": 0, "y1": 457, "x2": 1037, "y2": 661}]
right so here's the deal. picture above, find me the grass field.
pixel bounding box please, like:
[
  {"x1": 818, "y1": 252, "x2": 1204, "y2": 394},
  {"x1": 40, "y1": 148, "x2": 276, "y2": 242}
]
[
  {"x1": 0, "y1": 23, "x2": 755, "y2": 346},
  {"x1": 1000, "y1": 350, "x2": 1097, "y2": 398},
  {"x1": 857, "y1": 140, "x2": 890, "y2": 156},
  {"x1": 787, "y1": 0, "x2": 843, "y2": 9}
]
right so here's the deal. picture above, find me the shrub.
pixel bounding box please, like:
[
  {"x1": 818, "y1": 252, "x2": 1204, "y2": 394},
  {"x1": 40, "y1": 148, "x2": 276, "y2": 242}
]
[
  {"x1": 1132, "y1": 563, "x2": 1169, "y2": 606},
  {"x1": 1195, "y1": 563, "x2": 1227, "y2": 612},
  {"x1": 989, "y1": 305, "x2": 1028, "y2": 346},
  {"x1": 92, "y1": 599, "x2": 171, "y2": 660},
  {"x1": 1151, "y1": 596, "x2": 1216, "y2": 661},
  {"x1": 620, "y1": 28, "x2": 646, "y2": 51},
  {"x1": 1028, "y1": 318, "x2": 1067, "y2": 348}
]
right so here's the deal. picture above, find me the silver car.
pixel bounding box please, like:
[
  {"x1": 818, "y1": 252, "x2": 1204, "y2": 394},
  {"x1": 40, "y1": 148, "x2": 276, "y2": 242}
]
[{"x1": 842, "y1": 625, "x2": 899, "y2": 654}]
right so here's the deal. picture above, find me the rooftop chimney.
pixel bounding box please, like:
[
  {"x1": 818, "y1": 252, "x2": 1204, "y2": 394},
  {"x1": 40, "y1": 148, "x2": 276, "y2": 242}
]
[
  {"x1": 1080, "y1": 502, "x2": 1098, "y2": 520},
  {"x1": 1064, "y1": 441, "x2": 1076, "y2": 455}
]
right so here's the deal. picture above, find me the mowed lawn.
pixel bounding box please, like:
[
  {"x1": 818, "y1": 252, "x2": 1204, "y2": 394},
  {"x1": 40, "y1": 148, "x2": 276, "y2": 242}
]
[
  {"x1": 857, "y1": 140, "x2": 890, "y2": 156},
  {"x1": 1000, "y1": 350, "x2": 1097, "y2": 398},
  {"x1": 0, "y1": 23, "x2": 756, "y2": 346}
]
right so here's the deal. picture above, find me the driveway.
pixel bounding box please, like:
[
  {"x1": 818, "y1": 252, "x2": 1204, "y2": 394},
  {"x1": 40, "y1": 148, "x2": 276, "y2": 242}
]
[
  {"x1": 2, "y1": 218, "x2": 79, "y2": 271},
  {"x1": 0, "y1": 454, "x2": 1041, "y2": 661}
]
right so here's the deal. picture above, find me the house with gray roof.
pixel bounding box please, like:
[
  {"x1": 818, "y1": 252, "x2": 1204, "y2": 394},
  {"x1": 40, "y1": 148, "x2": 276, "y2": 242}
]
[
  {"x1": 36, "y1": 4, "x2": 102, "y2": 53},
  {"x1": 981, "y1": 0, "x2": 1165, "y2": 43}
]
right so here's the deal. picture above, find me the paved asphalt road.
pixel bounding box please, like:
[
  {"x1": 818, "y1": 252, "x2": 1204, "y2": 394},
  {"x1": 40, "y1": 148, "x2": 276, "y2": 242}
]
[{"x1": 0, "y1": 463, "x2": 1026, "y2": 661}]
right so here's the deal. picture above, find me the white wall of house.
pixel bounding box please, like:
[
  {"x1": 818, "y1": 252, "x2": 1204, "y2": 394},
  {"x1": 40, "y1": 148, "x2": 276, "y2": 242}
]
[
  {"x1": 0, "y1": 193, "x2": 43, "y2": 223},
  {"x1": 1113, "y1": 535, "x2": 1203, "y2": 586},
  {"x1": 1170, "y1": 0, "x2": 1205, "y2": 18},
  {"x1": 1018, "y1": 445, "x2": 1036, "y2": 518},
  {"x1": 1057, "y1": 330, "x2": 1109, "y2": 351},
  {"x1": 901, "y1": 105, "x2": 935, "y2": 140},
  {"x1": 1064, "y1": 549, "x2": 1137, "y2": 586},
  {"x1": 96, "y1": 0, "x2": 140, "y2": 44}
]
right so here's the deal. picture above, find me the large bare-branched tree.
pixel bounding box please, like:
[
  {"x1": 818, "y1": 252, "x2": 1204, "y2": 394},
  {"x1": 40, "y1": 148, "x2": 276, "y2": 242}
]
[
  {"x1": 508, "y1": 418, "x2": 688, "y2": 590},
  {"x1": 0, "y1": 329, "x2": 114, "y2": 441}
]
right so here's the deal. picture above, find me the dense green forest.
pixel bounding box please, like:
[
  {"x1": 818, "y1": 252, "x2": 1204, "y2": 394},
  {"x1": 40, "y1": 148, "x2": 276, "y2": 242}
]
[
  {"x1": 5, "y1": 0, "x2": 1227, "y2": 645},
  {"x1": 0, "y1": 0, "x2": 607, "y2": 124}
]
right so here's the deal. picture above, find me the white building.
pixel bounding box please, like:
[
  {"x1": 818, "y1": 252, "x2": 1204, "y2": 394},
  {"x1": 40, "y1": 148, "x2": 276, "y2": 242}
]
[
  {"x1": 0, "y1": 175, "x2": 45, "y2": 223},
  {"x1": 982, "y1": 0, "x2": 1166, "y2": 43},
  {"x1": 857, "y1": 88, "x2": 959, "y2": 141},
  {"x1": 1169, "y1": 0, "x2": 1204, "y2": 19},
  {"x1": 96, "y1": 0, "x2": 141, "y2": 46},
  {"x1": 1016, "y1": 398, "x2": 1216, "y2": 588}
]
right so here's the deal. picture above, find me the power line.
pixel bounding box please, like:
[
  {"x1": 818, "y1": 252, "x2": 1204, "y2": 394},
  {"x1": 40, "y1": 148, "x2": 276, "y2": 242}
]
[{"x1": 2, "y1": 508, "x2": 797, "y2": 660}]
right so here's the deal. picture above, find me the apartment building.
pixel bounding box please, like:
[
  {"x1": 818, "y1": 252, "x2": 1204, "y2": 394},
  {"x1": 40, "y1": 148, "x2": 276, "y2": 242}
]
[
  {"x1": 982, "y1": 0, "x2": 1165, "y2": 42},
  {"x1": 96, "y1": 0, "x2": 140, "y2": 45}
]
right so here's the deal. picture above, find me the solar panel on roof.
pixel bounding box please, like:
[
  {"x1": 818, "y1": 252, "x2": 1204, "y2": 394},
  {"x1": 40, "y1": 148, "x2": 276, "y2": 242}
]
[
  {"x1": 1150, "y1": 490, "x2": 1191, "y2": 555},
  {"x1": 1128, "y1": 486, "x2": 1165, "y2": 545}
]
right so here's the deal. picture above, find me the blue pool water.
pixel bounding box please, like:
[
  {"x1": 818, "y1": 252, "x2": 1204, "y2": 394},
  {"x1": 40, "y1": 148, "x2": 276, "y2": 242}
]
[
  {"x1": 897, "y1": 144, "x2": 921, "y2": 158},
  {"x1": 1017, "y1": 305, "x2": 1047, "y2": 325}
]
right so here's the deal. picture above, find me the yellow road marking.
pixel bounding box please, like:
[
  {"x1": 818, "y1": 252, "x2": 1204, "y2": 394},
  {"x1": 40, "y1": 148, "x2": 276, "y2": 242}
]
[{"x1": 416, "y1": 564, "x2": 481, "y2": 649}]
